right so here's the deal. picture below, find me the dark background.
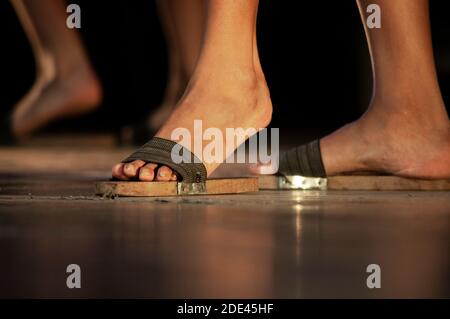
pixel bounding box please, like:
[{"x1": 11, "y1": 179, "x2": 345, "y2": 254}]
[{"x1": 1, "y1": 0, "x2": 450, "y2": 138}]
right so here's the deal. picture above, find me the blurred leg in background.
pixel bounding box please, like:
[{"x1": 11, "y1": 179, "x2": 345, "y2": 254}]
[
  {"x1": 121, "y1": 0, "x2": 205, "y2": 144},
  {"x1": 146, "y1": 0, "x2": 205, "y2": 133},
  {"x1": 6, "y1": 0, "x2": 102, "y2": 142}
]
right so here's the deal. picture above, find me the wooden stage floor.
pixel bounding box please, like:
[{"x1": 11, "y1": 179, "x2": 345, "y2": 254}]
[{"x1": 0, "y1": 143, "x2": 450, "y2": 298}]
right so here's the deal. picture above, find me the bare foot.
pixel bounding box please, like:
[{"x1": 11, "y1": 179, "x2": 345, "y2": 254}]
[
  {"x1": 11, "y1": 60, "x2": 102, "y2": 139},
  {"x1": 319, "y1": 95, "x2": 450, "y2": 179},
  {"x1": 112, "y1": 66, "x2": 273, "y2": 182}
]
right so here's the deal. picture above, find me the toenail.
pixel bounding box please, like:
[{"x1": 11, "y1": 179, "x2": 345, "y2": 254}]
[{"x1": 159, "y1": 171, "x2": 166, "y2": 177}]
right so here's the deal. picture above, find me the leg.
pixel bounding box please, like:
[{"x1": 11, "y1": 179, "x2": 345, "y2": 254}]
[
  {"x1": 319, "y1": 0, "x2": 450, "y2": 178},
  {"x1": 10, "y1": 0, "x2": 102, "y2": 138},
  {"x1": 147, "y1": 0, "x2": 205, "y2": 132},
  {"x1": 113, "y1": 0, "x2": 272, "y2": 181}
]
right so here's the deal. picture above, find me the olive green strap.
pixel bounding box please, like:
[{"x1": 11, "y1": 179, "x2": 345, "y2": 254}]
[
  {"x1": 279, "y1": 139, "x2": 326, "y2": 177},
  {"x1": 122, "y1": 137, "x2": 207, "y2": 183}
]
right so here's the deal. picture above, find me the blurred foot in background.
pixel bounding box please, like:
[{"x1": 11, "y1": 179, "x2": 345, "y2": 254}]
[{"x1": 4, "y1": 0, "x2": 102, "y2": 144}]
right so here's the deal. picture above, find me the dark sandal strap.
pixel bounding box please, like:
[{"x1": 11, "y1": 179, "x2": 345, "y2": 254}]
[
  {"x1": 122, "y1": 137, "x2": 207, "y2": 183},
  {"x1": 278, "y1": 139, "x2": 326, "y2": 177}
]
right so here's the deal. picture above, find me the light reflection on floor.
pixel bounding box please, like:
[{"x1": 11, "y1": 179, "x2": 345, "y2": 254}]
[{"x1": 0, "y1": 146, "x2": 449, "y2": 298}]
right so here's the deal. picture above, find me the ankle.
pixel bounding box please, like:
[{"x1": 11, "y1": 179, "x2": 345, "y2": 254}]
[
  {"x1": 369, "y1": 89, "x2": 449, "y2": 129},
  {"x1": 187, "y1": 67, "x2": 272, "y2": 129},
  {"x1": 193, "y1": 64, "x2": 261, "y2": 95},
  {"x1": 35, "y1": 50, "x2": 57, "y2": 84}
]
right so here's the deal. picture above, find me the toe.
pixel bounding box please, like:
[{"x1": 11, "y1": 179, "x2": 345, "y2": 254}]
[
  {"x1": 139, "y1": 163, "x2": 158, "y2": 181},
  {"x1": 155, "y1": 165, "x2": 173, "y2": 181},
  {"x1": 112, "y1": 163, "x2": 129, "y2": 180},
  {"x1": 123, "y1": 160, "x2": 146, "y2": 178},
  {"x1": 170, "y1": 173, "x2": 177, "y2": 181}
]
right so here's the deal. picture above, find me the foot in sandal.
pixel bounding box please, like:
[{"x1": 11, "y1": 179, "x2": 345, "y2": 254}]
[
  {"x1": 276, "y1": 0, "x2": 450, "y2": 180},
  {"x1": 278, "y1": 104, "x2": 450, "y2": 180},
  {"x1": 112, "y1": 66, "x2": 272, "y2": 182},
  {"x1": 112, "y1": 0, "x2": 272, "y2": 182}
]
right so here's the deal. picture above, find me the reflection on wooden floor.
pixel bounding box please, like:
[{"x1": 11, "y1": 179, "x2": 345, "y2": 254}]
[{"x1": 0, "y1": 140, "x2": 449, "y2": 298}]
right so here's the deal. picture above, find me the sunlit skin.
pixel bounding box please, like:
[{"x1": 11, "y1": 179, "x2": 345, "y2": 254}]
[
  {"x1": 318, "y1": 0, "x2": 450, "y2": 179},
  {"x1": 254, "y1": 0, "x2": 450, "y2": 179},
  {"x1": 114, "y1": 0, "x2": 450, "y2": 182},
  {"x1": 112, "y1": 0, "x2": 272, "y2": 182}
]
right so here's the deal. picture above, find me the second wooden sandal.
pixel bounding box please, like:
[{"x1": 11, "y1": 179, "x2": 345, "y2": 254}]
[
  {"x1": 259, "y1": 140, "x2": 450, "y2": 191},
  {"x1": 258, "y1": 175, "x2": 450, "y2": 191}
]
